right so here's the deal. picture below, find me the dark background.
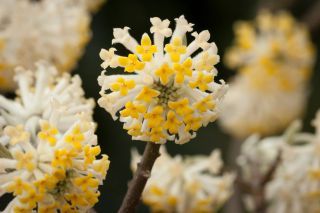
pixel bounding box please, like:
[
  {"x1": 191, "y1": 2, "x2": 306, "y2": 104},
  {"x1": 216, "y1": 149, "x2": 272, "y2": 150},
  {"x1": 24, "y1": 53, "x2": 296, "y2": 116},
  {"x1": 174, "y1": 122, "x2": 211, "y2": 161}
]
[{"x1": 66, "y1": 0, "x2": 320, "y2": 212}]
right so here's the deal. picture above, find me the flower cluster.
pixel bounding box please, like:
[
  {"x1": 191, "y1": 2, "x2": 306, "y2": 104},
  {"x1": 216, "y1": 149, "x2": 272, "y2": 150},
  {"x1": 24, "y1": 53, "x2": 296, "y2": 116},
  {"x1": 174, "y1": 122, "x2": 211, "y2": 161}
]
[
  {"x1": 237, "y1": 121, "x2": 299, "y2": 211},
  {"x1": 0, "y1": 61, "x2": 95, "y2": 129},
  {"x1": 0, "y1": 0, "x2": 98, "y2": 91},
  {"x1": 0, "y1": 62, "x2": 109, "y2": 212},
  {"x1": 220, "y1": 10, "x2": 315, "y2": 139},
  {"x1": 98, "y1": 16, "x2": 228, "y2": 144},
  {"x1": 131, "y1": 148, "x2": 234, "y2": 213},
  {"x1": 266, "y1": 111, "x2": 320, "y2": 213},
  {"x1": 0, "y1": 119, "x2": 109, "y2": 212},
  {"x1": 238, "y1": 110, "x2": 320, "y2": 212}
]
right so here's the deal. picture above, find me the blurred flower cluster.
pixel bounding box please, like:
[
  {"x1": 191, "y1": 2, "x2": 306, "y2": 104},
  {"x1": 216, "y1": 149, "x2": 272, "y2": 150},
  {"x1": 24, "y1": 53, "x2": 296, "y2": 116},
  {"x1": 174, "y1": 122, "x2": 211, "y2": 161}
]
[
  {"x1": 131, "y1": 148, "x2": 234, "y2": 213},
  {"x1": 98, "y1": 16, "x2": 228, "y2": 144},
  {"x1": 220, "y1": 10, "x2": 315, "y2": 139},
  {"x1": 0, "y1": 0, "x2": 105, "y2": 91},
  {"x1": 238, "y1": 110, "x2": 320, "y2": 212},
  {"x1": 0, "y1": 62, "x2": 109, "y2": 212}
]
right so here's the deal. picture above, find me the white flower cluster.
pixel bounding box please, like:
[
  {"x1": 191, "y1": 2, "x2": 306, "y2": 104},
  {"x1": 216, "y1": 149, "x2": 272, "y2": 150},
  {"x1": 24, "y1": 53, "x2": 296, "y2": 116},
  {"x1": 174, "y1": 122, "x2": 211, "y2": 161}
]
[
  {"x1": 98, "y1": 16, "x2": 228, "y2": 144},
  {"x1": 131, "y1": 148, "x2": 234, "y2": 213},
  {"x1": 0, "y1": 62, "x2": 109, "y2": 212},
  {"x1": 0, "y1": 0, "x2": 104, "y2": 91},
  {"x1": 220, "y1": 10, "x2": 315, "y2": 139},
  {"x1": 238, "y1": 110, "x2": 320, "y2": 213},
  {"x1": 266, "y1": 111, "x2": 320, "y2": 213},
  {"x1": 0, "y1": 62, "x2": 95, "y2": 129}
]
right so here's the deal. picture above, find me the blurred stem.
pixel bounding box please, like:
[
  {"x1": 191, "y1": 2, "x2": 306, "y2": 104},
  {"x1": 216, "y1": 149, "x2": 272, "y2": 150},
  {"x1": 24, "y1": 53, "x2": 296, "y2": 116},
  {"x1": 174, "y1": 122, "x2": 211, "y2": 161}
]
[
  {"x1": 238, "y1": 152, "x2": 281, "y2": 213},
  {"x1": 118, "y1": 143, "x2": 161, "y2": 213},
  {"x1": 302, "y1": 0, "x2": 320, "y2": 35}
]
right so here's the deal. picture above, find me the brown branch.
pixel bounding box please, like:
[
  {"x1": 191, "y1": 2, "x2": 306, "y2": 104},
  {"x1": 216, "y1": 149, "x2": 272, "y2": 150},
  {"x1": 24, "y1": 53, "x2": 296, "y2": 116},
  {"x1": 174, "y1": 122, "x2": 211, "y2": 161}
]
[
  {"x1": 253, "y1": 152, "x2": 281, "y2": 213},
  {"x1": 261, "y1": 152, "x2": 281, "y2": 187},
  {"x1": 302, "y1": 0, "x2": 320, "y2": 34},
  {"x1": 238, "y1": 152, "x2": 281, "y2": 213},
  {"x1": 118, "y1": 143, "x2": 161, "y2": 213}
]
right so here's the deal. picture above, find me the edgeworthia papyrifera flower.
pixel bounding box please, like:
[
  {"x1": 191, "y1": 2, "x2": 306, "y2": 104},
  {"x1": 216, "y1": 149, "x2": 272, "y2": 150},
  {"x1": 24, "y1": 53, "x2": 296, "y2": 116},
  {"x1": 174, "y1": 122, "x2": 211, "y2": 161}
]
[
  {"x1": 131, "y1": 148, "x2": 234, "y2": 213},
  {"x1": 0, "y1": 62, "x2": 110, "y2": 212},
  {"x1": 237, "y1": 122, "x2": 297, "y2": 211},
  {"x1": 0, "y1": 61, "x2": 95, "y2": 129},
  {"x1": 238, "y1": 111, "x2": 320, "y2": 212},
  {"x1": 266, "y1": 110, "x2": 320, "y2": 213},
  {"x1": 0, "y1": 0, "x2": 93, "y2": 91},
  {"x1": 98, "y1": 16, "x2": 228, "y2": 144},
  {"x1": 220, "y1": 10, "x2": 315, "y2": 139}
]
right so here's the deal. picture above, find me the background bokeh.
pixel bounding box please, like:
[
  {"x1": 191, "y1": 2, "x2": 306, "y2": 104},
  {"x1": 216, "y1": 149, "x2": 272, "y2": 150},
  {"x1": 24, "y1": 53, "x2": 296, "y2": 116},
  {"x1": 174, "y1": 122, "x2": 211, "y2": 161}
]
[{"x1": 75, "y1": 0, "x2": 320, "y2": 212}]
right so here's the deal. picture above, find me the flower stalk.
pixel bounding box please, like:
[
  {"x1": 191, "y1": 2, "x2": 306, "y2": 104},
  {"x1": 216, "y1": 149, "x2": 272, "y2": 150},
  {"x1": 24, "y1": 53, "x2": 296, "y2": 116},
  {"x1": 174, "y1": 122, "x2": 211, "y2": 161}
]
[
  {"x1": 118, "y1": 143, "x2": 161, "y2": 213},
  {"x1": 239, "y1": 152, "x2": 281, "y2": 213}
]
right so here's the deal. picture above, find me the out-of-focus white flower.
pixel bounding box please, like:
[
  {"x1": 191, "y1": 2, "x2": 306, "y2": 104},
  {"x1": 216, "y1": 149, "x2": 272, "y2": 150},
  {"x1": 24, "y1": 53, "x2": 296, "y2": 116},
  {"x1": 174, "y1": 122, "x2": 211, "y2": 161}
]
[
  {"x1": 0, "y1": 62, "x2": 110, "y2": 212},
  {"x1": 238, "y1": 112, "x2": 320, "y2": 213},
  {"x1": 98, "y1": 15, "x2": 228, "y2": 144},
  {"x1": 237, "y1": 121, "x2": 300, "y2": 211},
  {"x1": 0, "y1": 61, "x2": 95, "y2": 130},
  {"x1": 0, "y1": 0, "x2": 92, "y2": 91},
  {"x1": 131, "y1": 148, "x2": 235, "y2": 213},
  {"x1": 266, "y1": 111, "x2": 320, "y2": 213},
  {"x1": 220, "y1": 10, "x2": 315, "y2": 139}
]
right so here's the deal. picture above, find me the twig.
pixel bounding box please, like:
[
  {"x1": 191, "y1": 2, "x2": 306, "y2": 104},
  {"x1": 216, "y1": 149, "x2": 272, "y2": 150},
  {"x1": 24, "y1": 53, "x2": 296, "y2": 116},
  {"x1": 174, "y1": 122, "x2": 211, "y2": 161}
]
[
  {"x1": 253, "y1": 153, "x2": 281, "y2": 213},
  {"x1": 302, "y1": 0, "x2": 320, "y2": 34},
  {"x1": 118, "y1": 143, "x2": 161, "y2": 213},
  {"x1": 238, "y1": 152, "x2": 281, "y2": 213}
]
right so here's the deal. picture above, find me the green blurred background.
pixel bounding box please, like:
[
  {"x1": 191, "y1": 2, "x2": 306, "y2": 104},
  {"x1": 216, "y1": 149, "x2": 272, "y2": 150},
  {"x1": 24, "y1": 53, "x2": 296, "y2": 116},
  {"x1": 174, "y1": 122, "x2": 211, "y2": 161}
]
[{"x1": 74, "y1": 0, "x2": 320, "y2": 212}]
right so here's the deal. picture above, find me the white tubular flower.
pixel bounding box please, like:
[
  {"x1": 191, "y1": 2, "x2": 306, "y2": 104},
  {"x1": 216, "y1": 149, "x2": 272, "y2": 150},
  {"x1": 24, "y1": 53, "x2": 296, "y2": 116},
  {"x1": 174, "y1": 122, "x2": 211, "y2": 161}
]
[
  {"x1": 0, "y1": 61, "x2": 95, "y2": 131},
  {"x1": 131, "y1": 148, "x2": 234, "y2": 213},
  {"x1": 236, "y1": 128, "x2": 292, "y2": 212},
  {"x1": 220, "y1": 10, "x2": 315, "y2": 139},
  {"x1": 0, "y1": 0, "x2": 92, "y2": 91},
  {"x1": 99, "y1": 48, "x2": 119, "y2": 69},
  {"x1": 266, "y1": 111, "x2": 320, "y2": 213},
  {"x1": 0, "y1": 116, "x2": 110, "y2": 212},
  {"x1": 237, "y1": 114, "x2": 320, "y2": 213},
  {"x1": 98, "y1": 16, "x2": 228, "y2": 144},
  {"x1": 0, "y1": 61, "x2": 109, "y2": 212}
]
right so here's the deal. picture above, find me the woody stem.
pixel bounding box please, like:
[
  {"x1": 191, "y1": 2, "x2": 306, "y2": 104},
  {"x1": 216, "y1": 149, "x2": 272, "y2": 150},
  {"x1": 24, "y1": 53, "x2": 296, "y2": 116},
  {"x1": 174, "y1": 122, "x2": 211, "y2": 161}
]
[{"x1": 118, "y1": 143, "x2": 161, "y2": 213}]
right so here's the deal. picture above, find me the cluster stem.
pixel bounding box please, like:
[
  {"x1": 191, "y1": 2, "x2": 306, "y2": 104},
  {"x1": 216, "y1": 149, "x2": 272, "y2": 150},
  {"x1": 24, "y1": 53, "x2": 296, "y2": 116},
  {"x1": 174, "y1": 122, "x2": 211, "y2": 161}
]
[{"x1": 118, "y1": 143, "x2": 161, "y2": 213}]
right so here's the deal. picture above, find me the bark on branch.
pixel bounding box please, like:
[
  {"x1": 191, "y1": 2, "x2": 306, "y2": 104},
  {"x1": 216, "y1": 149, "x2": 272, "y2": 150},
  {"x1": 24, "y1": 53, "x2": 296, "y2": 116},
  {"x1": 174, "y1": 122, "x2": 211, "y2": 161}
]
[
  {"x1": 118, "y1": 143, "x2": 161, "y2": 213},
  {"x1": 238, "y1": 152, "x2": 281, "y2": 213}
]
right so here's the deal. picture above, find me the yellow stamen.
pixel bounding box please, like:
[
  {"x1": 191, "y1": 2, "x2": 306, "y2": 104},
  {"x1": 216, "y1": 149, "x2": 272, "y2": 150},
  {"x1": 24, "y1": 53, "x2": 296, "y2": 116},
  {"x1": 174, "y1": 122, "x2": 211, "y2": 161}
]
[
  {"x1": 173, "y1": 58, "x2": 193, "y2": 84},
  {"x1": 111, "y1": 77, "x2": 136, "y2": 96},
  {"x1": 136, "y1": 33, "x2": 157, "y2": 61},
  {"x1": 164, "y1": 37, "x2": 186, "y2": 62},
  {"x1": 118, "y1": 54, "x2": 145, "y2": 72}
]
